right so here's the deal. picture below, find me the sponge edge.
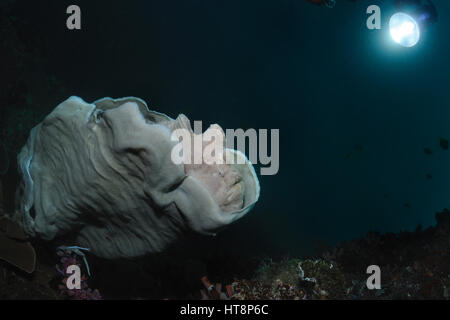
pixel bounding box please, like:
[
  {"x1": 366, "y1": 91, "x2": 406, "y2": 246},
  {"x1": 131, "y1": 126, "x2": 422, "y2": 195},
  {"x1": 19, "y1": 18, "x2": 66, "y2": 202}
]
[{"x1": 12, "y1": 96, "x2": 261, "y2": 259}]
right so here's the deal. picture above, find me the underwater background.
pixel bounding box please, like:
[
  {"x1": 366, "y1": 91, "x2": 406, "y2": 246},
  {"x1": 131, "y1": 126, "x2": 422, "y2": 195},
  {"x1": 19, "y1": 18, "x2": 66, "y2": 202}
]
[{"x1": 1, "y1": 0, "x2": 449, "y2": 299}]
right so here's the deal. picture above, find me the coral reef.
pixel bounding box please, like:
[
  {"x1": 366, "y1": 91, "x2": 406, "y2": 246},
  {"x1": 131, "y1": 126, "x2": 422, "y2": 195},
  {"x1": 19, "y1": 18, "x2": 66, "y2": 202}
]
[
  {"x1": 0, "y1": 1, "x2": 448, "y2": 300},
  {"x1": 0, "y1": 208, "x2": 449, "y2": 299},
  {"x1": 325, "y1": 209, "x2": 450, "y2": 299},
  {"x1": 199, "y1": 276, "x2": 232, "y2": 300},
  {"x1": 223, "y1": 209, "x2": 450, "y2": 300},
  {"x1": 230, "y1": 258, "x2": 345, "y2": 300},
  {"x1": 55, "y1": 247, "x2": 101, "y2": 300}
]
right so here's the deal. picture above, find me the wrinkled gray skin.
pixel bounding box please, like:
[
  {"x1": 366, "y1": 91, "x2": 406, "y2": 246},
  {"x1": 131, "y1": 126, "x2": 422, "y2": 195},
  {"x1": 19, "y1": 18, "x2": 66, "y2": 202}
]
[{"x1": 12, "y1": 96, "x2": 260, "y2": 259}]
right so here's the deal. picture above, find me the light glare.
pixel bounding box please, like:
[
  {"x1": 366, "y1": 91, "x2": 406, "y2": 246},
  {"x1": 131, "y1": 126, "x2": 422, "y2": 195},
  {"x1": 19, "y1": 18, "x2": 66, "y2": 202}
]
[{"x1": 389, "y1": 13, "x2": 420, "y2": 47}]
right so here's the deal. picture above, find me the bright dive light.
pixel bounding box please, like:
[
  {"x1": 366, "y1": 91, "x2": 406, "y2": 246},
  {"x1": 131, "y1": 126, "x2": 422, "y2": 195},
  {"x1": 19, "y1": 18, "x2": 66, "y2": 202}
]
[{"x1": 389, "y1": 12, "x2": 420, "y2": 47}]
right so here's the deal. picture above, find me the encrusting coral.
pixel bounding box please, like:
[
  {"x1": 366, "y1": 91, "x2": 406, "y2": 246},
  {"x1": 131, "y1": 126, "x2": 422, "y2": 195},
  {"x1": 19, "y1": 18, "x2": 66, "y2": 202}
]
[
  {"x1": 214, "y1": 209, "x2": 450, "y2": 300},
  {"x1": 55, "y1": 247, "x2": 101, "y2": 300},
  {"x1": 229, "y1": 258, "x2": 345, "y2": 300}
]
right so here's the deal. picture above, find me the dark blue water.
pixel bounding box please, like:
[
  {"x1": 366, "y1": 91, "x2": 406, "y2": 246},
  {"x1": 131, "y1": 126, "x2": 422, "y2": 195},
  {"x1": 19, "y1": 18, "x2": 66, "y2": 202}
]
[{"x1": 14, "y1": 0, "x2": 450, "y2": 257}]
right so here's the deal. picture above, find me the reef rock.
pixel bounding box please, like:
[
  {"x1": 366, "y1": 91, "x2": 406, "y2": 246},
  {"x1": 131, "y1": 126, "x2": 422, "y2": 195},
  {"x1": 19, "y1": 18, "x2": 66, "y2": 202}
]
[{"x1": 12, "y1": 96, "x2": 260, "y2": 258}]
